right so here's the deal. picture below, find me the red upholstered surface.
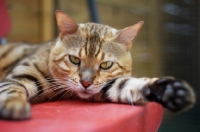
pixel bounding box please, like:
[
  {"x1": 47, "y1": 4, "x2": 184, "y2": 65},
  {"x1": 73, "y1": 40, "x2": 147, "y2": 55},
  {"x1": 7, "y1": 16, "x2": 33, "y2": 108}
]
[
  {"x1": 0, "y1": 100, "x2": 163, "y2": 132},
  {"x1": 0, "y1": 0, "x2": 11, "y2": 38}
]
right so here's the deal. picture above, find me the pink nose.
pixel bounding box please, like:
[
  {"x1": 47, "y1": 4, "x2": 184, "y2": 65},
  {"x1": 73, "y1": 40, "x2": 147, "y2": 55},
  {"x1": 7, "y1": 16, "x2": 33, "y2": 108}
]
[{"x1": 80, "y1": 80, "x2": 92, "y2": 88}]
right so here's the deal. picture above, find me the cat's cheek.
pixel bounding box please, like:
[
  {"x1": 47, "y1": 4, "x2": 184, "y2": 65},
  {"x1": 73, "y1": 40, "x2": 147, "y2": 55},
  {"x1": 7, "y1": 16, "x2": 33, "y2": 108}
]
[
  {"x1": 50, "y1": 66, "x2": 67, "y2": 79},
  {"x1": 57, "y1": 61, "x2": 70, "y2": 71},
  {"x1": 97, "y1": 72, "x2": 113, "y2": 83}
]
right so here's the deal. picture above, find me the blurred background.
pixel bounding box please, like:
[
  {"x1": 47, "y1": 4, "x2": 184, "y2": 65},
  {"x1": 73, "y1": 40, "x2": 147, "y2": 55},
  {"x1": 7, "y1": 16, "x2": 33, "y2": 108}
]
[{"x1": 1, "y1": 0, "x2": 200, "y2": 131}]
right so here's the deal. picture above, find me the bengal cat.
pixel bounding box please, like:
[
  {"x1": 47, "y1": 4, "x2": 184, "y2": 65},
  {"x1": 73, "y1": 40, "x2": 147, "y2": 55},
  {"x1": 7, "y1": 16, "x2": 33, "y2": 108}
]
[{"x1": 0, "y1": 10, "x2": 195, "y2": 120}]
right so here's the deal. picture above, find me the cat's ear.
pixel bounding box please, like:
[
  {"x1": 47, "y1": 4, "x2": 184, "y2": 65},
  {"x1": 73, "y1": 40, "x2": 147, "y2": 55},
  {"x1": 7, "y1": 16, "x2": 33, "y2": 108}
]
[
  {"x1": 116, "y1": 21, "x2": 144, "y2": 50},
  {"x1": 55, "y1": 10, "x2": 78, "y2": 38}
]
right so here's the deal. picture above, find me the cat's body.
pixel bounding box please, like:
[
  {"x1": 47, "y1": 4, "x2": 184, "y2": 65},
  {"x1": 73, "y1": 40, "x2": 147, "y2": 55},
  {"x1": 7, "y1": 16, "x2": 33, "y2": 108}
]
[{"x1": 0, "y1": 11, "x2": 195, "y2": 120}]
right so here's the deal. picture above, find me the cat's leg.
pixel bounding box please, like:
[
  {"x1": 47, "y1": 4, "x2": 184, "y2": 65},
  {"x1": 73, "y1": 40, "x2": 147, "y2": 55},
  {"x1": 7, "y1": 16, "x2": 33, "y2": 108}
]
[
  {"x1": 102, "y1": 77, "x2": 195, "y2": 112},
  {"x1": 0, "y1": 79, "x2": 31, "y2": 120},
  {"x1": 0, "y1": 63, "x2": 50, "y2": 120}
]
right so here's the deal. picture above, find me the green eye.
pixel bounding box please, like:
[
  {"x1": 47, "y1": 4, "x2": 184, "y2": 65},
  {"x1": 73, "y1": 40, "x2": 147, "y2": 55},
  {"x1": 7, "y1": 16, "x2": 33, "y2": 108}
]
[
  {"x1": 69, "y1": 55, "x2": 81, "y2": 65},
  {"x1": 100, "y1": 61, "x2": 113, "y2": 70}
]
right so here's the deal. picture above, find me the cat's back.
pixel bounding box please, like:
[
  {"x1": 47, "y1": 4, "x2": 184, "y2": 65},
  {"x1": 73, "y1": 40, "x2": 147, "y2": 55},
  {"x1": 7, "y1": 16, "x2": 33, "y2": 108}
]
[{"x1": 0, "y1": 43, "x2": 38, "y2": 80}]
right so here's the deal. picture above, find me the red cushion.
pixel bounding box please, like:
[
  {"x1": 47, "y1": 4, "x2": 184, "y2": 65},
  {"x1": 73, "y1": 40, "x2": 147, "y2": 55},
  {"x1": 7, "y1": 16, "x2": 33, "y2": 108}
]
[
  {"x1": 0, "y1": 100, "x2": 163, "y2": 132},
  {"x1": 0, "y1": 0, "x2": 11, "y2": 38}
]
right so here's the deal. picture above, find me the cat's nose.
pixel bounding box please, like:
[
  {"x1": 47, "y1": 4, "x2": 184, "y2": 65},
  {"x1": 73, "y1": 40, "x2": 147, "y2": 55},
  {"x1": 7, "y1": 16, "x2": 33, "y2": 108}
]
[{"x1": 80, "y1": 80, "x2": 92, "y2": 89}]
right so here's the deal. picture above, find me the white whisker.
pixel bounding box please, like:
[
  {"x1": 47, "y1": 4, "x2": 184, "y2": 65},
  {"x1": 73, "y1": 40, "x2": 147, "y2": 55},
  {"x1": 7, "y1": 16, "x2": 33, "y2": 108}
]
[
  {"x1": 47, "y1": 89, "x2": 66, "y2": 102},
  {"x1": 57, "y1": 90, "x2": 72, "y2": 101}
]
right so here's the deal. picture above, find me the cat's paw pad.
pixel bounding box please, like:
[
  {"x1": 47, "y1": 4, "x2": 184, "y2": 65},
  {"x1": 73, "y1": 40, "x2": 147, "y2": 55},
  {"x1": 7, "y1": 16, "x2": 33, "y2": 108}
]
[
  {"x1": 0, "y1": 98, "x2": 30, "y2": 120},
  {"x1": 148, "y1": 77, "x2": 195, "y2": 112}
]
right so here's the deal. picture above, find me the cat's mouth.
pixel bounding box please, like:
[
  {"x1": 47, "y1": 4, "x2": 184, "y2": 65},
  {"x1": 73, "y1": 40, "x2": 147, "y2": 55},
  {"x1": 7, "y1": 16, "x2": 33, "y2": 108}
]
[{"x1": 77, "y1": 91, "x2": 93, "y2": 99}]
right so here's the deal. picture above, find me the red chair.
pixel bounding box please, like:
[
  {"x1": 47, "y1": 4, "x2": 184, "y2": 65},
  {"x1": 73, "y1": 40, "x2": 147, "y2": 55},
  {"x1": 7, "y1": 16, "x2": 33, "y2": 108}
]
[
  {"x1": 0, "y1": 0, "x2": 11, "y2": 43},
  {"x1": 0, "y1": 100, "x2": 163, "y2": 132}
]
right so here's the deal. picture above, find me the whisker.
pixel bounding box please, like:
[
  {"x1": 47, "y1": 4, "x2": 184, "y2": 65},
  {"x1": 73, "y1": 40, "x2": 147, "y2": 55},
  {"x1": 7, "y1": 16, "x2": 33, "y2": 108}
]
[
  {"x1": 56, "y1": 90, "x2": 70, "y2": 101},
  {"x1": 29, "y1": 84, "x2": 62, "y2": 98},
  {"x1": 47, "y1": 89, "x2": 66, "y2": 102},
  {"x1": 27, "y1": 75, "x2": 76, "y2": 102},
  {"x1": 43, "y1": 66, "x2": 56, "y2": 78},
  {"x1": 32, "y1": 78, "x2": 66, "y2": 86},
  {"x1": 31, "y1": 84, "x2": 71, "y2": 101},
  {"x1": 29, "y1": 78, "x2": 68, "y2": 99},
  {"x1": 30, "y1": 86, "x2": 62, "y2": 101}
]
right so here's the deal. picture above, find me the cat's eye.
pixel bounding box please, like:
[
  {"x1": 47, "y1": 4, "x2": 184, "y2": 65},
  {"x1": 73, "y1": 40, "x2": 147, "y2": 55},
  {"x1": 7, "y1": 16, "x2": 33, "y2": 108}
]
[
  {"x1": 100, "y1": 61, "x2": 113, "y2": 70},
  {"x1": 69, "y1": 55, "x2": 81, "y2": 65}
]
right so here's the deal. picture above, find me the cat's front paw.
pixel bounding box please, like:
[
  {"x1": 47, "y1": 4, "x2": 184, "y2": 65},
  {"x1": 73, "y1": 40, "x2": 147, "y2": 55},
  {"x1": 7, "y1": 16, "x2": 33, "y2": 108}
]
[
  {"x1": 146, "y1": 77, "x2": 196, "y2": 112},
  {"x1": 0, "y1": 98, "x2": 30, "y2": 120}
]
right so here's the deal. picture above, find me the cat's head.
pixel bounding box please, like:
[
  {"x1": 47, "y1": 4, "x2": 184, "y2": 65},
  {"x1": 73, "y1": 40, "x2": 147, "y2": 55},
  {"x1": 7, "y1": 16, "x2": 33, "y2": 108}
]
[{"x1": 49, "y1": 10, "x2": 143, "y2": 99}]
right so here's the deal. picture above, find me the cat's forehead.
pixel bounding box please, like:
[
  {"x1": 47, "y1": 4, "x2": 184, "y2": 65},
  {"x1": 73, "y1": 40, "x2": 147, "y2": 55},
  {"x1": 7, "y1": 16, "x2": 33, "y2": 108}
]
[
  {"x1": 64, "y1": 23, "x2": 127, "y2": 60},
  {"x1": 78, "y1": 24, "x2": 123, "y2": 58},
  {"x1": 78, "y1": 23, "x2": 118, "y2": 40}
]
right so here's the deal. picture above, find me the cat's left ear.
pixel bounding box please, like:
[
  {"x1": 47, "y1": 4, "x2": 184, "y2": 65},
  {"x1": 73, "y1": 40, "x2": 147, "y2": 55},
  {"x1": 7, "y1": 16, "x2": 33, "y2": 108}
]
[
  {"x1": 116, "y1": 21, "x2": 144, "y2": 50},
  {"x1": 55, "y1": 10, "x2": 78, "y2": 38}
]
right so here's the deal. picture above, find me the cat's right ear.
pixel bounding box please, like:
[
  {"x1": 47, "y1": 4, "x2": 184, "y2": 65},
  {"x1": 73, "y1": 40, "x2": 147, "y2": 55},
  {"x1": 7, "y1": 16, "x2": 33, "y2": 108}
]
[{"x1": 55, "y1": 10, "x2": 78, "y2": 38}]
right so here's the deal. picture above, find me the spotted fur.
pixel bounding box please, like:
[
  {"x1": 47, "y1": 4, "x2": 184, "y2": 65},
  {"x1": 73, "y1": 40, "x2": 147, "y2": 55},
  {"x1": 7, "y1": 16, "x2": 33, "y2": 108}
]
[{"x1": 0, "y1": 11, "x2": 195, "y2": 120}]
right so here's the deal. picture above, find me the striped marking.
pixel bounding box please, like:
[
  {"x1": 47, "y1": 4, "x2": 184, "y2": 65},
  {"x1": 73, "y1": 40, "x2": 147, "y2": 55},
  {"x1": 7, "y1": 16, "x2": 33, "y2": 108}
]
[
  {"x1": 84, "y1": 32, "x2": 89, "y2": 56},
  {"x1": 12, "y1": 74, "x2": 43, "y2": 96},
  {"x1": 7, "y1": 90, "x2": 17, "y2": 94},
  {"x1": 33, "y1": 63, "x2": 46, "y2": 77},
  {"x1": 116, "y1": 62, "x2": 130, "y2": 73},
  {"x1": 88, "y1": 32, "x2": 101, "y2": 57},
  {"x1": 0, "y1": 89, "x2": 9, "y2": 94},
  {"x1": 0, "y1": 83, "x2": 13, "y2": 89},
  {"x1": 102, "y1": 78, "x2": 117, "y2": 94},
  {"x1": 81, "y1": 23, "x2": 116, "y2": 58},
  {"x1": 21, "y1": 62, "x2": 30, "y2": 66},
  {"x1": 2, "y1": 58, "x2": 20, "y2": 71},
  {"x1": 0, "y1": 79, "x2": 29, "y2": 97},
  {"x1": 0, "y1": 46, "x2": 16, "y2": 60},
  {"x1": 118, "y1": 78, "x2": 128, "y2": 90}
]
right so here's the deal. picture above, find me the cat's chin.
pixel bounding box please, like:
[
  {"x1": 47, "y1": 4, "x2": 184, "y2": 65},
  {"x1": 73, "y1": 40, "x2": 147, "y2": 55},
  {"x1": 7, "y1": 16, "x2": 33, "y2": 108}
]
[{"x1": 77, "y1": 91, "x2": 93, "y2": 99}]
